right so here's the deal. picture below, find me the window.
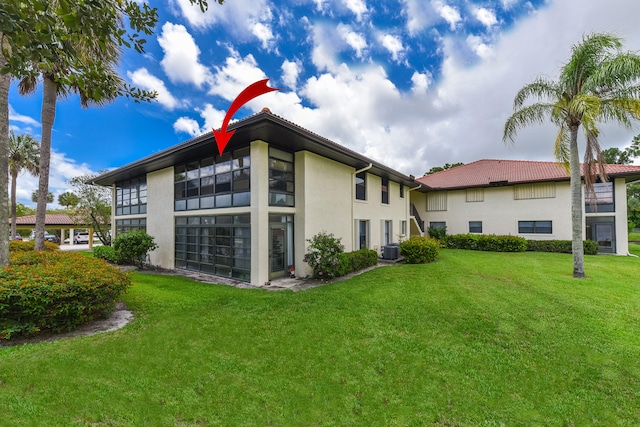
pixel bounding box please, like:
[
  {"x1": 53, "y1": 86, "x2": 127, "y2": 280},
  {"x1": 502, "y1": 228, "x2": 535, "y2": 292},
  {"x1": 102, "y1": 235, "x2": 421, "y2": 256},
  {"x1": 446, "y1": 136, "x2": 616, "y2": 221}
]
[
  {"x1": 400, "y1": 220, "x2": 407, "y2": 237},
  {"x1": 400, "y1": 183, "x2": 404, "y2": 198},
  {"x1": 469, "y1": 221, "x2": 482, "y2": 233},
  {"x1": 429, "y1": 221, "x2": 446, "y2": 231},
  {"x1": 383, "y1": 220, "x2": 392, "y2": 245},
  {"x1": 175, "y1": 214, "x2": 251, "y2": 281},
  {"x1": 427, "y1": 192, "x2": 447, "y2": 211},
  {"x1": 585, "y1": 182, "x2": 614, "y2": 213},
  {"x1": 514, "y1": 183, "x2": 556, "y2": 200},
  {"x1": 355, "y1": 171, "x2": 366, "y2": 200},
  {"x1": 358, "y1": 220, "x2": 369, "y2": 249},
  {"x1": 115, "y1": 176, "x2": 147, "y2": 216},
  {"x1": 269, "y1": 148, "x2": 294, "y2": 207},
  {"x1": 174, "y1": 148, "x2": 250, "y2": 211},
  {"x1": 115, "y1": 218, "x2": 147, "y2": 235},
  {"x1": 518, "y1": 220, "x2": 552, "y2": 234},
  {"x1": 381, "y1": 178, "x2": 389, "y2": 204},
  {"x1": 466, "y1": 188, "x2": 484, "y2": 202}
]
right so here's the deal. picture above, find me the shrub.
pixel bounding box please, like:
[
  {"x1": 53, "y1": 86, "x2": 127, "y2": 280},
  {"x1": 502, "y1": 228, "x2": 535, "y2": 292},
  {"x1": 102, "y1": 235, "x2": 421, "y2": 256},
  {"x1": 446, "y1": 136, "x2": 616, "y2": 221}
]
[
  {"x1": 112, "y1": 230, "x2": 158, "y2": 265},
  {"x1": 303, "y1": 231, "x2": 345, "y2": 279},
  {"x1": 93, "y1": 245, "x2": 120, "y2": 263},
  {"x1": 338, "y1": 248, "x2": 379, "y2": 276},
  {"x1": 443, "y1": 234, "x2": 527, "y2": 252},
  {"x1": 1, "y1": 251, "x2": 132, "y2": 340},
  {"x1": 427, "y1": 225, "x2": 447, "y2": 241},
  {"x1": 9, "y1": 240, "x2": 59, "y2": 252},
  {"x1": 399, "y1": 236, "x2": 440, "y2": 264},
  {"x1": 526, "y1": 239, "x2": 599, "y2": 255}
]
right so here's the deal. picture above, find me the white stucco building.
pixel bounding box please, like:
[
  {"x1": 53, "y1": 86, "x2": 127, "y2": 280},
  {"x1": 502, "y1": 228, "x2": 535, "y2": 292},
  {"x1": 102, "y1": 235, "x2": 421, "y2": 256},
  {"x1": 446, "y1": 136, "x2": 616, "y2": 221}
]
[{"x1": 93, "y1": 111, "x2": 640, "y2": 286}]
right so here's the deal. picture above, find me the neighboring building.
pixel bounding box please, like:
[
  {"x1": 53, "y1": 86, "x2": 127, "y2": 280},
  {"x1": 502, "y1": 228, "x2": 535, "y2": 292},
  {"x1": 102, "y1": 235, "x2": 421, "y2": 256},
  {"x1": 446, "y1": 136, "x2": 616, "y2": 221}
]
[
  {"x1": 414, "y1": 159, "x2": 640, "y2": 255},
  {"x1": 9, "y1": 214, "x2": 95, "y2": 245},
  {"x1": 93, "y1": 109, "x2": 425, "y2": 286}
]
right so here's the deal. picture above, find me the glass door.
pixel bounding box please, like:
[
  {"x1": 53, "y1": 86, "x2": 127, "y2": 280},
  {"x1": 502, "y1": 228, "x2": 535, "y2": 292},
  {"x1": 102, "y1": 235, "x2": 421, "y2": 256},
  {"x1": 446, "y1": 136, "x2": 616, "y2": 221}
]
[{"x1": 269, "y1": 224, "x2": 286, "y2": 279}]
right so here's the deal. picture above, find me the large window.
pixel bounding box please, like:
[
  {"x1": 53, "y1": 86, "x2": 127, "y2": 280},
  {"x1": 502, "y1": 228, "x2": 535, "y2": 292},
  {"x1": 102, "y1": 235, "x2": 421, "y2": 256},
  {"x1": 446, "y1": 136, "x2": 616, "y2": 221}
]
[
  {"x1": 358, "y1": 220, "x2": 369, "y2": 249},
  {"x1": 381, "y1": 178, "x2": 389, "y2": 204},
  {"x1": 585, "y1": 182, "x2": 614, "y2": 213},
  {"x1": 427, "y1": 192, "x2": 447, "y2": 211},
  {"x1": 355, "y1": 171, "x2": 366, "y2": 200},
  {"x1": 174, "y1": 148, "x2": 250, "y2": 211},
  {"x1": 116, "y1": 177, "x2": 147, "y2": 216},
  {"x1": 269, "y1": 148, "x2": 294, "y2": 207},
  {"x1": 175, "y1": 214, "x2": 251, "y2": 281},
  {"x1": 518, "y1": 220, "x2": 552, "y2": 234},
  {"x1": 514, "y1": 183, "x2": 556, "y2": 200},
  {"x1": 116, "y1": 218, "x2": 147, "y2": 235}
]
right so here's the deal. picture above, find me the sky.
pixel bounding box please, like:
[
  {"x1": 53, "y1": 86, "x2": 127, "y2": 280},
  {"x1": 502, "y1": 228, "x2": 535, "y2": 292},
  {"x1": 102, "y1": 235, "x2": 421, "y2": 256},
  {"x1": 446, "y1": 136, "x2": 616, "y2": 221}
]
[{"x1": 8, "y1": 0, "x2": 640, "y2": 208}]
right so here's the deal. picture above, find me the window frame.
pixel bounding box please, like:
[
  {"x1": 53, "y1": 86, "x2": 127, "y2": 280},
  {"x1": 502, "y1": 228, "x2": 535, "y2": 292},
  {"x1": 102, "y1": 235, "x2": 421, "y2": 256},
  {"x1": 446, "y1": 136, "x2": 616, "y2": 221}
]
[
  {"x1": 469, "y1": 221, "x2": 483, "y2": 234},
  {"x1": 518, "y1": 220, "x2": 553, "y2": 234},
  {"x1": 355, "y1": 171, "x2": 367, "y2": 201},
  {"x1": 381, "y1": 177, "x2": 389, "y2": 204}
]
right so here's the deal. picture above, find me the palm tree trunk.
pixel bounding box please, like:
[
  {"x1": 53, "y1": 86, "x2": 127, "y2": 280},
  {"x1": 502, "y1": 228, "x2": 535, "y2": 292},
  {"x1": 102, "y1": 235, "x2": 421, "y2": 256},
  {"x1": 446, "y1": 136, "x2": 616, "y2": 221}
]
[
  {"x1": 10, "y1": 170, "x2": 18, "y2": 239},
  {"x1": 34, "y1": 75, "x2": 57, "y2": 251},
  {"x1": 0, "y1": 42, "x2": 11, "y2": 265},
  {"x1": 570, "y1": 125, "x2": 585, "y2": 278}
]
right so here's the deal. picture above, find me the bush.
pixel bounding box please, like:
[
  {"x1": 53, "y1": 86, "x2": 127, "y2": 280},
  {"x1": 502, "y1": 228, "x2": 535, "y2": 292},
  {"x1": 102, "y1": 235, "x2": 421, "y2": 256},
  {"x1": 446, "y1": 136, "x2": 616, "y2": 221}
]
[
  {"x1": 9, "y1": 240, "x2": 59, "y2": 252},
  {"x1": 399, "y1": 236, "x2": 440, "y2": 264},
  {"x1": 303, "y1": 231, "x2": 345, "y2": 279},
  {"x1": 1, "y1": 251, "x2": 132, "y2": 340},
  {"x1": 427, "y1": 225, "x2": 447, "y2": 241},
  {"x1": 93, "y1": 245, "x2": 120, "y2": 263},
  {"x1": 338, "y1": 248, "x2": 379, "y2": 276},
  {"x1": 526, "y1": 239, "x2": 599, "y2": 255},
  {"x1": 443, "y1": 234, "x2": 527, "y2": 252},
  {"x1": 112, "y1": 230, "x2": 158, "y2": 265}
]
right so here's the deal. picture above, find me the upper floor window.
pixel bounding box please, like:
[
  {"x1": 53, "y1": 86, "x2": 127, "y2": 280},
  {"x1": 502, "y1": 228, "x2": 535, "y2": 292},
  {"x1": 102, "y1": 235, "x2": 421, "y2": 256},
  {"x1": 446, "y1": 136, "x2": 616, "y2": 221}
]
[
  {"x1": 400, "y1": 183, "x2": 404, "y2": 198},
  {"x1": 174, "y1": 148, "x2": 250, "y2": 211},
  {"x1": 466, "y1": 188, "x2": 484, "y2": 202},
  {"x1": 269, "y1": 148, "x2": 294, "y2": 207},
  {"x1": 355, "y1": 171, "x2": 366, "y2": 200},
  {"x1": 427, "y1": 192, "x2": 447, "y2": 211},
  {"x1": 585, "y1": 182, "x2": 614, "y2": 213},
  {"x1": 381, "y1": 177, "x2": 389, "y2": 204},
  {"x1": 514, "y1": 182, "x2": 556, "y2": 200},
  {"x1": 116, "y1": 176, "x2": 147, "y2": 216}
]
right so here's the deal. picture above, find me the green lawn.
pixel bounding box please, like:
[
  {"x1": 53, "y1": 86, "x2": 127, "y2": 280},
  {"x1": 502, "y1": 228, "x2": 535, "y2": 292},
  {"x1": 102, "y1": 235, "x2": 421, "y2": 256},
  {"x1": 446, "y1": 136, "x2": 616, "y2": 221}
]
[
  {"x1": 629, "y1": 231, "x2": 640, "y2": 242},
  {"x1": 1, "y1": 249, "x2": 640, "y2": 426}
]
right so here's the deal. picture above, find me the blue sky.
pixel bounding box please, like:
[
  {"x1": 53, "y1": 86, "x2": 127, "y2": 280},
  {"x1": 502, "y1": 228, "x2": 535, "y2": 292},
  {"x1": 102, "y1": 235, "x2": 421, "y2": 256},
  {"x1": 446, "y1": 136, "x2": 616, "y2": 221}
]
[{"x1": 8, "y1": 0, "x2": 640, "y2": 207}]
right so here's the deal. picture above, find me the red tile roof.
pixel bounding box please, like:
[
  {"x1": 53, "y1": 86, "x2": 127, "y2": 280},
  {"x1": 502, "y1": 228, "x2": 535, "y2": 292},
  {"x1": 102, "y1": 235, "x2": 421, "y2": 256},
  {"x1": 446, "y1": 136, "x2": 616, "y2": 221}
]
[
  {"x1": 417, "y1": 159, "x2": 640, "y2": 190},
  {"x1": 10, "y1": 214, "x2": 77, "y2": 226}
]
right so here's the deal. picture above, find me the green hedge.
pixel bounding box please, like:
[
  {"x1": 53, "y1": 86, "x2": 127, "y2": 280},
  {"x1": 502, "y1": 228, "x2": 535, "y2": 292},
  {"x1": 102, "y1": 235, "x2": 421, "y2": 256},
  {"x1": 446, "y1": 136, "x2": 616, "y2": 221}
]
[
  {"x1": 526, "y1": 239, "x2": 599, "y2": 255},
  {"x1": 93, "y1": 245, "x2": 120, "y2": 263},
  {"x1": 9, "y1": 240, "x2": 59, "y2": 252},
  {"x1": 338, "y1": 249, "x2": 379, "y2": 276},
  {"x1": 399, "y1": 236, "x2": 440, "y2": 264},
  {"x1": 443, "y1": 234, "x2": 527, "y2": 252},
  {"x1": 1, "y1": 251, "x2": 132, "y2": 340}
]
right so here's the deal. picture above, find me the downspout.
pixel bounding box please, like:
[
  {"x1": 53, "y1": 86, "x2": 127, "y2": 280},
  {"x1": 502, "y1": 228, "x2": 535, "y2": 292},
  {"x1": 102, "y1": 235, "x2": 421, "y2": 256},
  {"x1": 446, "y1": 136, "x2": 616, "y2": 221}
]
[
  {"x1": 352, "y1": 163, "x2": 373, "y2": 250},
  {"x1": 407, "y1": 184, "x2": 422, "y2": 237}
]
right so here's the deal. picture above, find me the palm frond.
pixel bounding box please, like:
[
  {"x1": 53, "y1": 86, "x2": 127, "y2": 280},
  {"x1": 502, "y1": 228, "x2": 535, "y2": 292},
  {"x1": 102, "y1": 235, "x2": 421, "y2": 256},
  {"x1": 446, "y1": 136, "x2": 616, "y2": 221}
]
[
  {"x1": 554, "y1": 125, "x2": 571, "y2": 166},
  {"x1": 561, "y1": 33, "x2": 622, "y2": 94},
  {"x1": 583, "y1": 129, "x2": 608, "y2": 203},
  {"x1": 583, "y1": 52, "x2": 640, "y2": 95},
  {"x1": 503, "y1": 103, "x2": 555, "y2": 143},
  {"x1": 512, "y1": 77, "x2": 560, "y2": 109}
]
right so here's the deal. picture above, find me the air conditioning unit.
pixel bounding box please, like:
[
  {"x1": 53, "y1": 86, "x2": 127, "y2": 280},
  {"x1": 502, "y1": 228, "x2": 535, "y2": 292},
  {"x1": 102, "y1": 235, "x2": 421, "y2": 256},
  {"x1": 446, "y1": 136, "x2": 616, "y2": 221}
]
[{"x1": 382, "y1": 244, "x2": 399, "y2": 260}]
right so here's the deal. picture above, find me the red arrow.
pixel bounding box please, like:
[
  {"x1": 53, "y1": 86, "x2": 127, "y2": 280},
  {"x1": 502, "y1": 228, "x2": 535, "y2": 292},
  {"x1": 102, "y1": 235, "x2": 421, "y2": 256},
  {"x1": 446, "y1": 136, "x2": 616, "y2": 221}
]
[{"x1": 213, "y1": 79, "x2": 281, "y2": 155}]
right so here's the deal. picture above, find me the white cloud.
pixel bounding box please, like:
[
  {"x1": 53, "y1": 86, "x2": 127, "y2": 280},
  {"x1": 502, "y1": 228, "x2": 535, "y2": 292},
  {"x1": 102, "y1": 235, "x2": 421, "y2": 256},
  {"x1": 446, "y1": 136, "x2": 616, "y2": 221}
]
[
  {"x1": 173, "y1": 117, "x2": 202, "y2": 137},
  {"x1": 208, "y1": 48, "x2": 270, "y2": 102},
  {"x1": 343, "y1": 0, "x2": 368, "y2": 21},
  {"x1": 433, "y1": 0, "x2": 462, "y2": 31},
  {"x1": 251, "y1": 22, "x2": 275, "y2": 50},
  {"x1": 380, "y1": 34, "x2": 405, "y2": 62},
  {"x1": 400, "y1": 0, "x2": 438, "y2": 35},
  {"x1": 474, "y1": 7, "x2": 498, "y2": 28},
  {"x1": 411, "y1": 71, "x2": 432, "y2": 95},
  {"x1": 157, "y1": 22, "x2": 211, "y2": 88},
  {"x1": 466, "y1": 35, "x2": 493, "y2": 59},
  {"x1": 338, "y1": 24, "x2": 368, "y2": 59},
  {"x1": 127, "y1": 68, "x2": 183, "y2": 110},
  {"x1": 8, "y1": 105, "x2": 40, "y2": 127},
  {"x1": 281, "y1": 59, "x2": 303, "y2": 89}
]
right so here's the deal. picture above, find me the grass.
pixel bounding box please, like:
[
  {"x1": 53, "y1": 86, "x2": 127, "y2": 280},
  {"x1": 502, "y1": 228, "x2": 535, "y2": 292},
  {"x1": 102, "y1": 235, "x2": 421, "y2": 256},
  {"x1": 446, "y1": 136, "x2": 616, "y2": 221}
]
[
  {"x1": 629, "y1": 231, "x2": 640, "y2": 242},
  {"x1": 1, "y1": 249, "x2": 640, "y2": 425}
]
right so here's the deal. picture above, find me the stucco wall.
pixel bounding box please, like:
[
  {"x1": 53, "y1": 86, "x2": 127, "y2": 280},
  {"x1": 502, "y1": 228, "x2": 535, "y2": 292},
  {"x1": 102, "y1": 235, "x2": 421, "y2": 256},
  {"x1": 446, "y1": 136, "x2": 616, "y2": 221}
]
[{"x1": 146, "y1": 167, "x2": 176, "y2": 268}]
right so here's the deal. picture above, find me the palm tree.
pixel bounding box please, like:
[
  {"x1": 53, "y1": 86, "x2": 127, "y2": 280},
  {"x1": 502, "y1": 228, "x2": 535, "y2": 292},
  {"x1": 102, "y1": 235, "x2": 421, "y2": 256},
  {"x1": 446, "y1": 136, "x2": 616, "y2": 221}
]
[
  {"x1": 504, "y1": 33, "x2": 640, "y2": 278},
  {"x1": 8, "y1": 131, "x2": 40, "y2": 239},
  {"x1": 18, "y1": 10, "x2": 127, "y2": 251}
]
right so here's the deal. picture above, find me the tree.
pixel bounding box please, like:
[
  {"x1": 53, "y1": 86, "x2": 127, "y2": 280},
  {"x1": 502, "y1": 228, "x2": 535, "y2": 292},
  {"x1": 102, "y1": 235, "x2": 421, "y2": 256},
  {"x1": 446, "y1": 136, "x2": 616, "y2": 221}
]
[
  {"x1": 58, "y1": 191, "x2": 80, "y2": 209},
  {"x1": 68, "y1": 175, "x2": 112, "y2": 246},
  {"x1": 31, "y1": 190, "x2": 53, "y2": 204},
  {"x1": 8, "y1": 130, "x2": 39, "y2": 239},
  {"x1": 602, "y1": 135, "x2": 640, "y2": 164},
  {"x1": 503, "y1": 33, "x2": 640, "y2": 278},
  {"x1": 424, "y1": 162, "x2": 464, "y2": 175}
]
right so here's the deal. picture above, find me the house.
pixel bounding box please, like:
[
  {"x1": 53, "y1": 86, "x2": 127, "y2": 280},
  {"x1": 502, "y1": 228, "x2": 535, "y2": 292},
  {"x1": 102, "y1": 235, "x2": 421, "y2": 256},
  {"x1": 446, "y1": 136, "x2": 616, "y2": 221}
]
[
  {"x1": 93, "y1": 111, "x2": 640, "y2": 286},
  {"x1": 92, "y1": 109, "x2": 426, "y2": 286},
  {"x1": 413, "y1": 159, "x2": 640, "y2": 255}
]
